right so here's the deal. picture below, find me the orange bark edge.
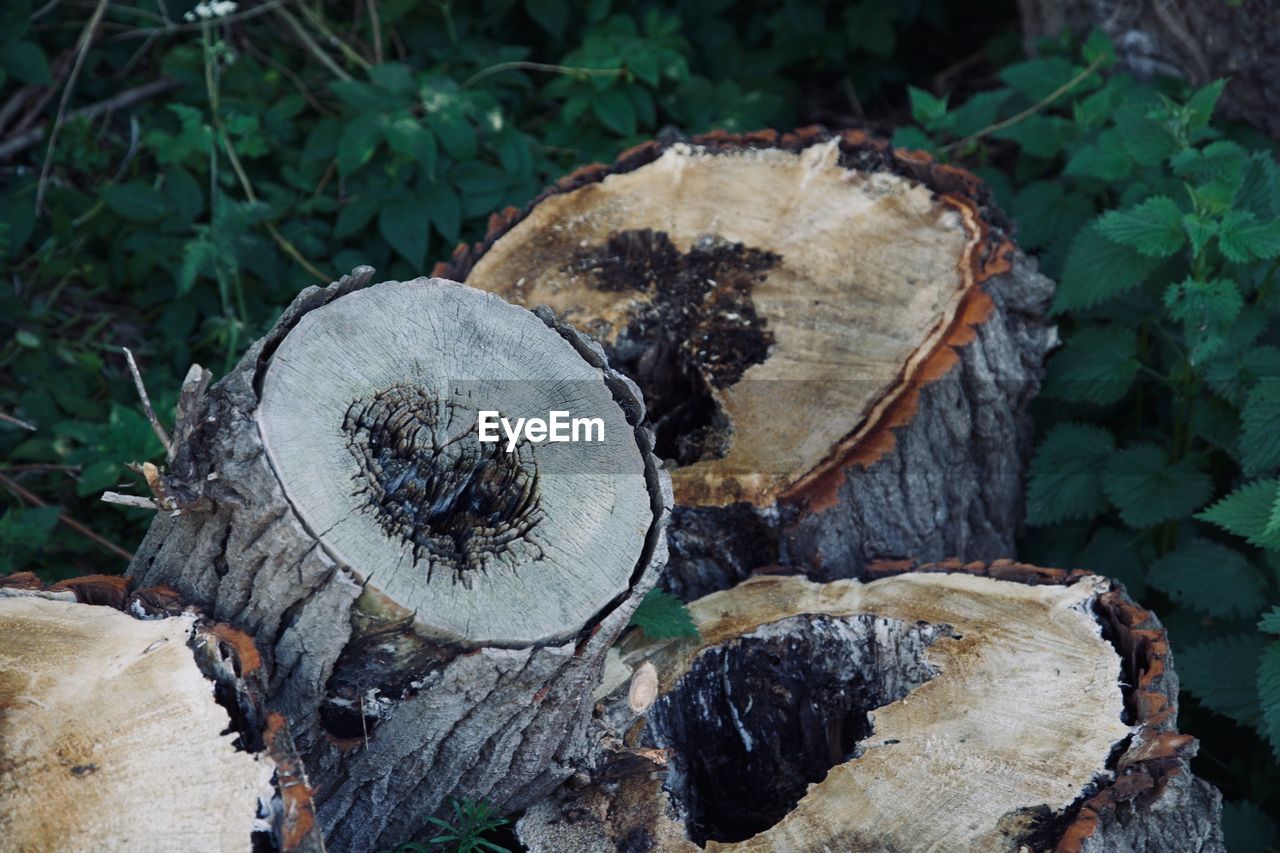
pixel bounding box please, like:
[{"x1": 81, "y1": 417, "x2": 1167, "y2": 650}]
[
  {"x1": 868, "y1": 559, "x2": 1196, "y2": 852},
  {"x1": 432, "y1": 126, "x2": 1016, "y2": 514}
]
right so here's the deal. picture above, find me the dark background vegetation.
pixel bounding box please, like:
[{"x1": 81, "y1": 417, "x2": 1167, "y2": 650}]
[{"x1": 1, "y1": 1, "x2": 1277, "y2": 849}]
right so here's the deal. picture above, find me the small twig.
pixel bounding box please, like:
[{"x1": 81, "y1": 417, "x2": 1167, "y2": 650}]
[
  {"x1": 460, "y1": 61, "x2": 626, "y2": 89},
  {"x1": 0, "y1": 411, "x2": 37, "y2": 431},
  {"x1": 37, "y1": 0, "x2": 112, "y2": 211},
  {"x1": 366, "y1": 0, "x2": 384, "y2": 65},
  {"x1": 122, "y1": 347, "x2": 174, "y2": 459},
  {"x1": 940, "y1": 54, "x2": 1107, "y2": 156},
  {"x1": 296, "y1": 2, "x2": 372, "y2": 73},
  {"x1": 0, "y1": 77, "x2": 177, "y2": 161},
  {"x1": 0, "y1": 472, "x2": 134, "y2": 562},
  {"x1": 101, "y1": 491, "x2": 159, "y2": 510},
  {"x1": 275, "y1": 6, "x2": 353, "y2": 82},
  {"x1": 106, "y1": 0, "x2": 285, "y2": 40}
]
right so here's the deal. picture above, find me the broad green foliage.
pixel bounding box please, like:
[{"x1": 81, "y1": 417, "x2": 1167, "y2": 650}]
[
  {"x1": 390, "y1": 797, "x2": 511, "y2": 853},
  {"x1": 628, "y1": 587, "x2": 700, "y2": 639},
  {"x1": 909, "y1": 29, "x2": 1280, "y2": 836}
]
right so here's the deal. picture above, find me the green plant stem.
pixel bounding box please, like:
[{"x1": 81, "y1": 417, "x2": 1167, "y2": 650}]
[
  {"x1": 296, "y1": 2, "x2": 373, "y2": 73},
  {"x1": 940, "y1": 55, "x2": 1106, "y2": 155},
  {"x1": 461, "y1": 61, "x2": 627, "y2": 89}
]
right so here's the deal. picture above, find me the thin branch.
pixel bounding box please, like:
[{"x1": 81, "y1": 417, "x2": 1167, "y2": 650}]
[
  {"x1": 0, "y1": 472, "x2": 135, "y2": 562},
  {"x1": 0, "y1": 411, "x2": 37, "y2": 431},
  {"x1": 460, "y1": 61, "x2": 626, "y2": 89},
  {"x1": 0, "y1": 77, "x2": 177, "y2": 160},
  {"x1": 940, "y1": 55, "x2": 1107, "y2": 156},
  {"x1": 366, "y1": 0, "x2": 384, "y2": 65},
  {"x1": 122, "y1": 347, "x2": 174, "y2": 459},
  {"x1": 106, "y1": 0, "x2": 285, "y2": 40},
  {"x1": 274, "y1": 5, "x2": 353, "y2": 82},
  {"x1": 296, "y1": 2, "x2": 372, "y2": 73},
  {"x1": 36, "y1": 0, "x2": 112, "y2": 211}
]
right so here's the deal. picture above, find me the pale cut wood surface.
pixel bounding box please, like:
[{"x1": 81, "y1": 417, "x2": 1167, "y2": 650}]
[
  {"x1": 0, "y1": 596, "x2": 275, "y2": 852},
  {"x1": 464, "y1": 140, "x2": 979, "y2": 507},
  {"x1": 258, "y1": 279, "x2": 651, "y2": 645}
]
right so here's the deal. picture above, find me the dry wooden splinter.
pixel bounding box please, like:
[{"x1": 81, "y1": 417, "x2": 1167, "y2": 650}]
[
  {"x1": 0, "y1": 573, "x2": 320, "y2": 852},
  {"x1": 518, "y1": 562, "x2": 1225, "y2": 852},
  {"x1": 126, "y1": 269, "x2": 671, "y2": 849},
  {"x1": 438, "y1": 127, "x2": 1055, "y2": 598}
]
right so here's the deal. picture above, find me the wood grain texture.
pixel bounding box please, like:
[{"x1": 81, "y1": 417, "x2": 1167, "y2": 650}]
[{"x1": 128, "y1": 269, "x2": 673, "y2": 848}]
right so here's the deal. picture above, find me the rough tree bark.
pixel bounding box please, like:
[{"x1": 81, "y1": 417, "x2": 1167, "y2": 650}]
[
  {"x1": 517, "y1": 562, "x2": 1224, "y2": 852},
  {"x1": 0, "y1": 573, "x2": 322, "y2": 852},
  {"x1": 436, "y1": 127, "x2": 1055, "y2": 599},
  {"x1": 1020, "y1": 0, "x2": 1280, "y2": 137},
  {"x1": 125, "y1": 270, "x2": 672, "y2": 849}
]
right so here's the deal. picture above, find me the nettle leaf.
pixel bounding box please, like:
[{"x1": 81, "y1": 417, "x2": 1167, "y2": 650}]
[
  {"x1": 1235, "y1": 152, "x2": 1280, "y2": 220},
  {"x1": 1181, "y1": 214, "x2": 1217, "y2": 257},
  {"x1": 1098, "y1": 196, "x2": 1185, "y2": 257},
  {"x1": 0, "y1": 505, "x2": 60, "y2": 573},
  {"x1": 1025, "y1": 423, "x2": 1115, "y2": 525},
  {"x1": 1242, "y1": 381, "x2": 1280, "y2": 475},
  {"x1": 1064, "y1": 130, "x2": 1131, "y2": 181},
  {"x1": 102, "y1": 182, "x2": 168, "y2": 222},
  {"x1": 1198, "y1": 478, "x2": 1280, "y2": 549},
  {"x1": 1218, "y1": 209, "x2": 1280, "y2": 262},
  {"x1": 1191, "y1": 393, "x2": 1241, "y2": 458},
  {"x1": 1043, "y1": 325, "x2": 1139, "y2": 405},
  {"x1": 1115, "y1": 103, "x2": 1180, "y2": 166},
  {"x1": 992, "y1": 115, "x2": 1074, "y2": 159},
  {"x1": 592, "y1": 88, "x2": 637, "y2": 136},
  {"x1": 1170, "y1": 139, "x2": 1247, "y2": 188},
  {"x1": 1178, "y1": 633, "x2": 1266, "y2": 725},
  {"x1": 940, "y1": 89, "x2": 1011, "y2": 137},
  {"x1": 1147, "y1": 540, "x2": 1267, "y2": 619},
  {"x1": 378, "y1": 196, "x2": 429, "y2": 267},
  {"x1": 907, "y1": 86, "x2": 948, "y2": 129},
  {"x1": 1259, "y1": 640, "x2": 1280, "y2": 756},
  {"x1": 1054, "y1": 223, "x2": 1161, "y2": 313},
  {"x1": 1076, "y1": 526, "x2": 1151, "y2": 597},
  {"x1": 1260, "y1": 605, "x2": 1280, "y2": 636},
  {"x1": 1103, "y1": 444, "x2": 1213, "y2": 528},
  {"x1": 1011, "y1": 182, "x2": 1093, "y2": 251},
  {"x1": 998, "y1": 56, "x2": 1087, "y2": 102},
  {"x1": 1187, "y1": 79, "x2": 1227, "y2": 128},
  {"x1": 629, "y1": 588, "x2": 698, "y2": 639}
]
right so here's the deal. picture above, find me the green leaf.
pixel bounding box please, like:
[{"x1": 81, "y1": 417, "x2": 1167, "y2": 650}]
[
  {"x1": 1223, "y1": 800, "x2": 1279, "y2": 853},
  {"x1": 379, "y1": 197, "x2": 429, "y2": 267},
  {"x1": 1103, "y1": 444, "x2": 1213, "y2": 528},
  {"x1": 1053, "y1": 223, "x2": 1162, "y2": 312},
  {"x1": 1187, "y1": 79, "x2": 1227, "y2": 127},
  {"x1": 337, "y1": 120, "x2": 382, "y2": 176},
  {"x1": 525, "y1": 0, "x2": 568, "y2": 39},
  {"x1": 424, "y1": 183, "x2": 461, "y2": 243},
  {"x1": 592, "y1": 88, "x2": 636, "y2": 136},
  {"x1": 907, "y1": 86, "x2": 948, "y2": 129},
  {"x1": 1147, "y1": 540, "x2": 1267, "y2": 618},
  {"x1": 940, "y1": 89, "x2": 1011, "y2": 137},
  {"x1": 2, "y1": 40, "x2": 51, "y2": 85},
  {"x1": 77, "y1": 460, "x2": 122, "y2": 496},
  {"x1": 629, "y1": 588, "x2": 698, "y2": 639},
  {"x1": 384, "y1": 116, "x2": 437, "y2": 176},
  {"x1": 1179, "y1": 633, "x2": 1266, "y2": 725},
  {"x1": 1218, "y1": 210, "x2": 1280, "y2": 262},
  {"x1": 1025, "y1": 423, "x2": 1116, "y2": 525},
  {"x1": 1064, "y1": 131, "x2": 1131, "y2": 181},
  {"x1": 0, "y1": 506, "x2": 59, "y2": 573},
  {"x1": 998, "y1": 57, "x2": 1084, "y2": 102},
  {"x1": 992, "y1": 114, "x2": 1073, "y2": 159},
  {"x1": 1198, "y1": 478, "x2": 1280, "y2": 549},
  {"x1": 1235, "y1": 152, "x2": 1280, "y2": 220},
  {"x1": 102, "y1": 182, "x2": 167, "y2": 221},
  {"x1": 1043, "y1": 325, "x2": 1139, "y2": 405},
  {"x1": 1258, "y1": 640, "x2": 1280, "y2": 756},
  {"x1": 1241, "y1": 381, "x2": 1280, "y2": 475},
  {"x1": 1260, "y1": 605, "x2": 1280, "y2": 636},
  {"x1": 334, "y1": 194, "x2": 382, "y2": 239},
  {"x1": 1076, "y1": 526, "x2": 1149, "y2": 597},
  {"x1": 368, "y1": 63, "x2": 416, "y2": 97},
  {"x1": 1098, "y1": 196, "x2": 1185, "y2": 257},
  {"x1": 891, "y1": 126, "x2": 934, "y2": 153},
  {"x1": 1115, "y1": 104, "x2": 1180, "y2": 166},
  {"x1": 1011, "y1": 182, "x2": 1093, "y2": 251},
  {"x1": 1181, "y1": 214, "x2": 1217, "y2": 257},
  {"x1": 430, "y1": 105, "x2": 476, "y2": 161}
]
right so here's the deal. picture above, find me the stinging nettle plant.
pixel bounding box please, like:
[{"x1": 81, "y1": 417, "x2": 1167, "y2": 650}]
[{"x1": 904, "y1": 29, "x2": 1280, "y2": 845}]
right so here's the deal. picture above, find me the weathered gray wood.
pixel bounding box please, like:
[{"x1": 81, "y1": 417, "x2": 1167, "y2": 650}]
[
  {"x1": 437, "y1": 128, "x2": 1055, "y2": 599},
  {"x1": 1020, "y1": 0, "x2": 1280, "y2": 137},
  {"x1": 516, "y1": 565, "x2": 1224, "y2": 853},
  {"x1": 128, "y1": 268, "x2": 672, "y2": 849}
]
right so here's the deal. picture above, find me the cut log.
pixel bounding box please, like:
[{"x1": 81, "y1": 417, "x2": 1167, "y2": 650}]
[
  {"x1": 126, "y1": 269, "x2": 672, "y2": 849},
  {"x1": 1020, "y1": 0, "x2": 1280, "y2": 137},
  {"x1": 436, "y1": 127, "x2": 1055, "y2": 598},
  {"x1": 0, "y1": 573, "x2": 321, "y2": 852},
  {"x1": 517, "y1": 562, "x2": 1224, "y2": 852}
]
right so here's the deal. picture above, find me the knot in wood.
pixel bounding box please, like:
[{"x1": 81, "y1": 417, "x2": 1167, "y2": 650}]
[{"x1": 343, "y1": 384, "x2": 541, "y2": 581}]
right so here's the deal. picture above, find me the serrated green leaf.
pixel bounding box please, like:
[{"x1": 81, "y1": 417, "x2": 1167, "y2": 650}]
[
  {"x1": 992, "y1": 114, "x2": 1074, "y2": 159},
  {"x1": 908, "y1": 86, "x2": 948, "y2": 128},
  {"x1": 1198, "y1": 478, "x2": 1280, "y2": 548},
  {"x1": 1179, "y1": 633, "x2": 1266, "y2": 725},
  {"x1": 1218, "y1": 210, "x2": 1280, "y2": 262},
  {"x1": 1053, "y1": 223, "x2": 1162, "y2": 312},
  {"x1": 1235, "y1": 152, "x2": 1280, "y2": 220},
  {"x1": 1242, "y1": 382, "x2": 1280, "y2": 475},
  {"x1": 1170, "y1": 139, "x2": 1246, "y2": 188},
  {"x1": 0, "y1": 506, "x2": 60, "y2": 573},
  {"x1": 1064, "y1": 131, "x2": 1132, "y2": 181},
  {"x1": 1181, "y1": 214, "x2": 1217, "y2": 256},
  {"x1": 1012, "y1": 182, "x2": 1093, "y2": 251},
  {"x1": 102, "y1": 182, "x2": 168, "y2": 221},
  {"x1": 1147, "y1": 540, "x2": 1267, "y2": 618},
  {"x1": 1261, "y1": 606, "x2": 1280, "y2": 636},
  {"x1": 1103, "y1": 444, "x2": 1213, "y2": 528},
  {"x1": 998, "y1": 57, "x2": 1085, "y2": 102},
  {"x1": 379, "y1": 197, "x2": 429, "y2": 267},
  {"x1": 1187, "y1": 79, "x2": 1227, "y2": 127},
  {"x1": 939, "y1": 89, "x2": 1011, "y2": 137},
  {"x1": 1026, "y1": 423, "x2": 1116, "y2": 525},
  {"x1": 629, "y1": 588, "x2": 699, "y2": 639},
  {"x1": 337, "y1": 120, "x2": 382, "y2": 176},
  {"x1": 1115, "y1": 103, "x2": 1181, "y2": 166},
  {"x1": 1043, "y1": 325, "x2": 1139, "y2": 405},
  {"x1": 1098, "y1": 196, "x2": 1185, "y2": 257},
  {"x1": 1258, "y1": 640, "x2": 1280, "y2": 756}
]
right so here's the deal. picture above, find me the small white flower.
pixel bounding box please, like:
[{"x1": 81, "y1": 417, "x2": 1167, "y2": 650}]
[{"x1": 185, "y1": 0, "x2": 238, "y2": 22}]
